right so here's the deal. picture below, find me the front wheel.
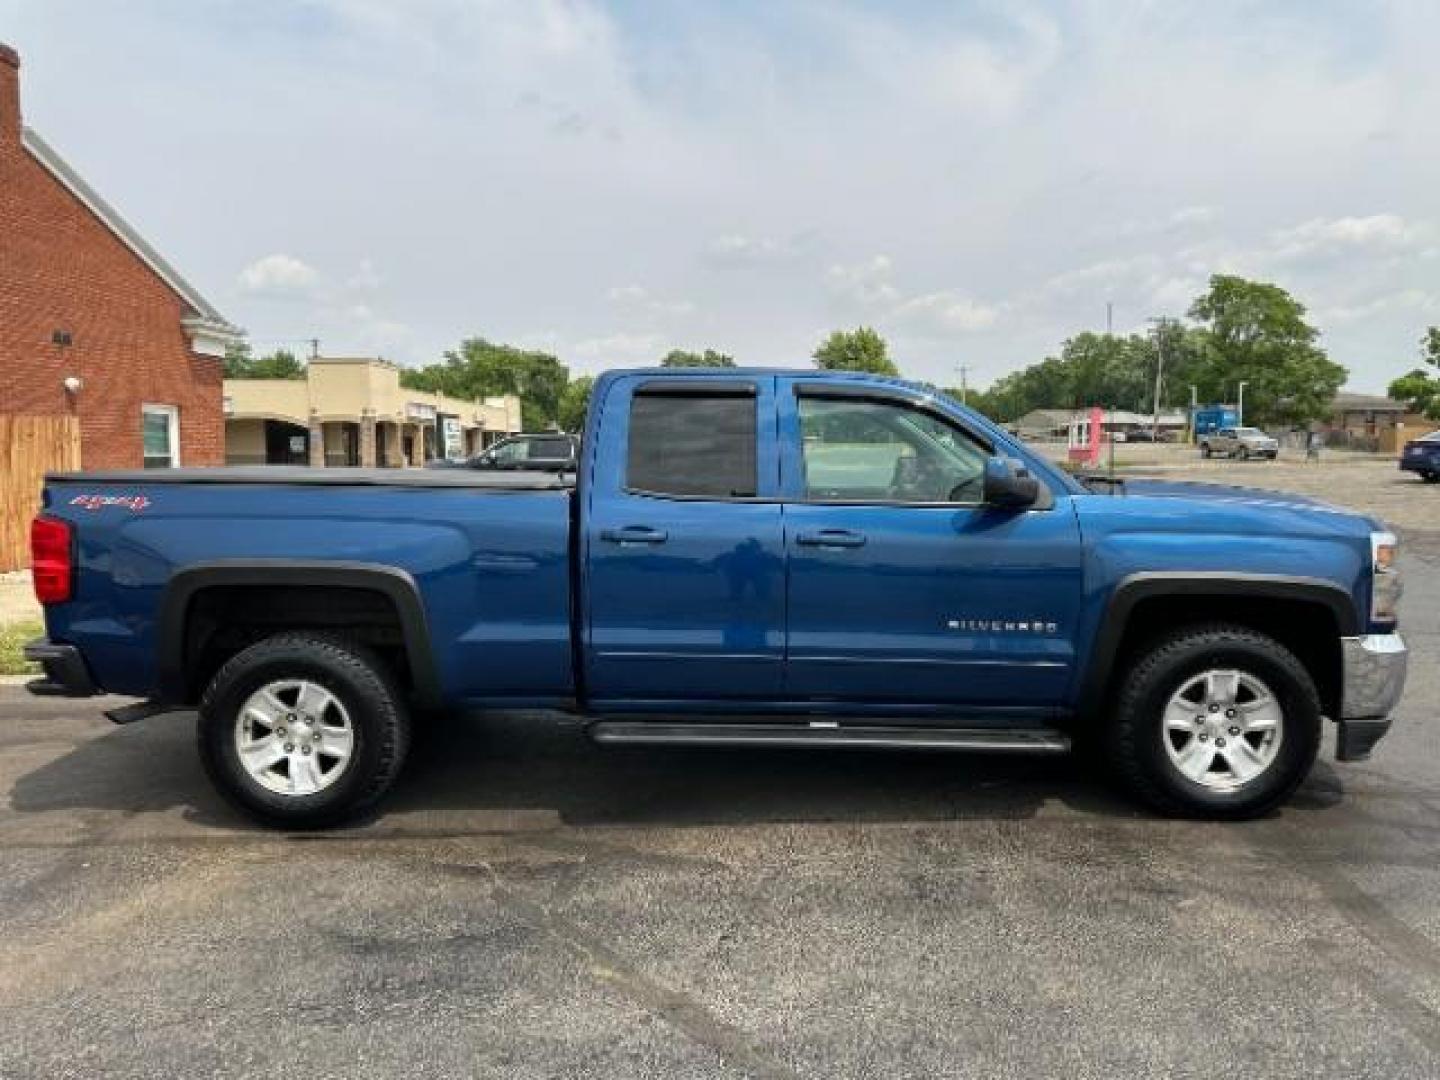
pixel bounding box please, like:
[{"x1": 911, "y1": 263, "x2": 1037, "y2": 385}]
[
  {"x1": 1104, "y1": 624, "x2": 1321, "y2": 819},
  {"x1": 1423, "y1": 471, "x2": 1440, "y2": 484},
  {"x1": 1200, "y1": 443, "x2": 1212, "y2": 459},
  {"x1": 198, "y1": 633, "x2": 411, "y2": 828}
]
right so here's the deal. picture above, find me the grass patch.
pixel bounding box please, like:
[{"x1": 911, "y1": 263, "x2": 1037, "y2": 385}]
[{"x1": 0, "y1": 619, "x2": 43, "y2": 676}]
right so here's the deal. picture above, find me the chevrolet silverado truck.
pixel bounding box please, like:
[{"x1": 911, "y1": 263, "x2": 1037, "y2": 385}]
[{"x1": 25, "y1": 368, "x2": 1408, "y2": 826}]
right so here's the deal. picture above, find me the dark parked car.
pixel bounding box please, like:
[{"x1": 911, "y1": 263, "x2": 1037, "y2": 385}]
[
  {"x1": 1399, "y1": 429, "x2": 1440, "y2": 482},
  {"x1": 430, "y1": 433, "x2": 579, "y2": 473}
]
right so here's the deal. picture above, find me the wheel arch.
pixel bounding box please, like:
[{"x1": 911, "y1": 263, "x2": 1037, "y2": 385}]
[
  {"x1": 1078, "y1": 572, "x2": 1358, "y2": 722},
  {"x1": 157, "y1": 560, "x2": 441, "y2": 707}
]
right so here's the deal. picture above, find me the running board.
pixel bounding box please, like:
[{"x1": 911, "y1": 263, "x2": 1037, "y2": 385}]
[{"x1": 588, "y1": 721, "x2": 1071, "y2": 754}]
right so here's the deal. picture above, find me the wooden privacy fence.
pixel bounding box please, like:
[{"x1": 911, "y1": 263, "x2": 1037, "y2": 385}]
[{"x1": 0, "y1": 415, "x2": 82, "y2": 571}]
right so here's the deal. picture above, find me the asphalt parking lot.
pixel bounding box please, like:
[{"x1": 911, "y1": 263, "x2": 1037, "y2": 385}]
[{"x1": 1, "y1": 466, "x2": 1437, "y2": 1078}]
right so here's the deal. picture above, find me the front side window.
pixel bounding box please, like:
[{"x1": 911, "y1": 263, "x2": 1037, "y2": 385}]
[
  {"x1": 627, "y1": 390, "x2": 757, "y2": 498},
  {"x1": 142, "y1": 404, "x2": 179, "y2": 468},
  {"x1": 798, "y1": 396, "x2": 988, "y2": 503}
]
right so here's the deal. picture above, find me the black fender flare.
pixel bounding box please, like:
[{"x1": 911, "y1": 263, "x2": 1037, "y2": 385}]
[
  {"x1": 156, "y1": 560, "x2": 441, "y2": 706},
  {"x1": 1076, "y1": 571, "x2": 1359, "y2": 716}
]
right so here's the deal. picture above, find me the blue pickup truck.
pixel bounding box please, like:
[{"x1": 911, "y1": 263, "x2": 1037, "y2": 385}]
[{"x1": 25, "y1": 368, "x2": 1408, "y2": 826}]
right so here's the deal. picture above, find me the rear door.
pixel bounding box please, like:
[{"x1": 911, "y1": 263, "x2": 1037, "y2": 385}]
[{"x1": 583, "y1": 375, "x2": 785, "y2": 705}]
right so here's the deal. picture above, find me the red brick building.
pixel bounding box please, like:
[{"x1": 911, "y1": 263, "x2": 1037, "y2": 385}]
[{"x1": 1, "y1": 42, "x2": 241, "y2": 468}]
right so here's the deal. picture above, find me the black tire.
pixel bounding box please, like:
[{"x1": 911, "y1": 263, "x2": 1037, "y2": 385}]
[
  {"x1": 1104, "y1": 624, "x2": 1321, "y2": 819},
  {"x1": 1200, "y1": 443, "x2": 1212, "y2": 459},
  {"x1": 1423, "y1": 471, "x2": 1440, "y2": 484},
  {"x1": 198, "y1": 633, "x2": 410, "y2": 828},
  {"x1": 1239, "y1": 447, "x2": 1250, "y2": 461}
]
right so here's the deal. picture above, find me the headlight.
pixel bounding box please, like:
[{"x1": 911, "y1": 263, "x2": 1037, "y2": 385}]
[{"x1": 1371, "y1": 530, "x2": 1401, "y2": 623}]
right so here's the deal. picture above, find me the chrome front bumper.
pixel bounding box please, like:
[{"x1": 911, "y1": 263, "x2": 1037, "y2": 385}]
[{"x1": 1340, "y1": 633, "x2": 1408, "y2": 720}]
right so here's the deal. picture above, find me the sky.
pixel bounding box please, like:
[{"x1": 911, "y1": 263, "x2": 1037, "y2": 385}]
[{"x1": 4, "y1": 0, "x2": 1439, "y2": 393}]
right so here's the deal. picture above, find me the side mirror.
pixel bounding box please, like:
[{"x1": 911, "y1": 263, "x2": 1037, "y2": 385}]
[{"x1": 982, "y1": 456, "x2": 1039, "y2": 509}]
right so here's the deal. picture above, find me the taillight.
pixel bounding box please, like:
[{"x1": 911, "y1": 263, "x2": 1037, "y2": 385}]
[{"x1": 31, "y1": 516, "x2": 73, "y2": 604}]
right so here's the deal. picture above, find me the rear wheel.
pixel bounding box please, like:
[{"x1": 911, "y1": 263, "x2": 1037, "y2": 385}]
[
  {"x1": 198, "y1": 633, "x2": 410, "y2": 828},
  {"x1": 1423, "y1": 471, "x2": 1439, "y2": 484},
  {"x1": 1105, "y1": 624, "x2": 1321, "y2": 819},
  {"x1": 1239, "y1": 447, "x2": 1250, "y2": 461},
  {"x1": 1200, "y1": 443, "x2": 1212, "y2": 459}
]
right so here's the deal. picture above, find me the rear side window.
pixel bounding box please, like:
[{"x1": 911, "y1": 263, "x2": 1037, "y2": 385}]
[
  {"x1": 534, "y1": 437, "x2": 574, "y2": 458},
  {"x1": 627, "y1": 390, "x2": 757, "y2": 498}
]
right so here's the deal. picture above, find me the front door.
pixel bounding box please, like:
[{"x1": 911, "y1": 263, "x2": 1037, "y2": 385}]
[
  {"x1": 584, "y1": 375, "x2": 785, "y2": 705},
  {"x1": 779, "y1": 381, "x2": 1083, "y2": 712}
]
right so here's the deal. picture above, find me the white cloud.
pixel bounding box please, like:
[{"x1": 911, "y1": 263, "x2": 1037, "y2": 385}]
[
  {"x1": 571, "y1": 332, "x2": 667, "y2": 364},
  {"x1": 706, "y1": 233, "x2": 813, "y2": 264},
  {"x1": 825, "y1": 256, "x2": 901, "y2": 307},
  {"x1": 237, "y1": 254, "x2": 319, "y2": 297},
  {"x1": 606, "y1": 284, "x2": 695, "y2": 317},
  {"x1": 1314, "y1": 289, "x2": 1440, "y2": 325},
  {"x1": 1269, "y1": 215, "x2": 1423, "y2": 260},
  {"x1": 893, "y1": 291, "x2": 999, "y2": 333},
  {"x1": 825, "y1": 256, "x2": 998, "y2": 336},
  {"x1": 346, "y1": 257, "x2": 383, "y2": 292},
  {"x1": 1118, "y1": 206, "x2": 1220, "y2": 238}
]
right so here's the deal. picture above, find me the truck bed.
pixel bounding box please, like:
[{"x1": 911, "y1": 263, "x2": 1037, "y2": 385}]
[{"x1": 39, "y1": 469, "x2": 576, "y2": 704}]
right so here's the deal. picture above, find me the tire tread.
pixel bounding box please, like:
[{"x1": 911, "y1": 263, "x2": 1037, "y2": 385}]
[
  {"x1": 1107, "y1": 622, "x2": 1320, "y2": 819},
  {"x1": 198, "y1": 632, "x2": 409, "y2": 827}
]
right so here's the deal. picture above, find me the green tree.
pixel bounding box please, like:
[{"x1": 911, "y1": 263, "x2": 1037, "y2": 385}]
[
  {"x1": 1386, "y1": 326, "x2": 1440, "y2": 419},
  {"x1": 223, "y1": 343, "x2": 306, "y2": 380},
  {"x1": 402, "y1": 337, "x2": 570, "y2": 430},
  {"x1": 661, "y1": 348, "x2": 735, "y2": 368},
  {"x1": 558, "y1": 375, "x2": 594, "y2": 432},
  {"x1": 1185, "y1": 275, "x2": 1346, "y2": 426},
  {"x1": 813, "y1": 327, "x2": 898, "y2": 375}
]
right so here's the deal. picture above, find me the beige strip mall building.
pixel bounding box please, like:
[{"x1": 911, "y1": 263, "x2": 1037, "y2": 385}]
[{"x1": 224, "y1": 358, "x2": 523, "y2": 467}]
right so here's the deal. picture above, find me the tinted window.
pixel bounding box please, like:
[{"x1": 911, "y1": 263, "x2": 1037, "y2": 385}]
[
  {"x1": 799, "y1": 396, "x2": 989, "y2": 503},
  {"x1": 627, "y1": 391, "x2": 757, "y2": 498},
  {"x1": 533, "y1": 437, "x2": 574, "y2": 458},
  {"x1": 489, "y1": 440, "x2": 528, "y2": 463}
]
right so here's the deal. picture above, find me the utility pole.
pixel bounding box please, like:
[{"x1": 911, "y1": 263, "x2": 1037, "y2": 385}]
[
  {"x1": 1148, "y1": 317, "x2": 1173, "y2": 441},
  {"x1": 1106, "y1": 302, "x2": 1113, "y2": 335},
  {"x1": 1237, "y1": 380, "x2": 1249, "y2": 426},
  {"x1": 955, "y1": 362, "x2": 970, "y2": 406},
  {"x1": 310, "y1": 338, "x2": 321, "y2": 361}
]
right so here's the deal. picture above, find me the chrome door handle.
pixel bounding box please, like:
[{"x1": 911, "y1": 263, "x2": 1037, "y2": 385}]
[
  {"x1": 795, "y1": 529, "x2": 867, "y2": 549},
  {"x1": 601, "y1": 526, "x2": 669, "y2": 545}
]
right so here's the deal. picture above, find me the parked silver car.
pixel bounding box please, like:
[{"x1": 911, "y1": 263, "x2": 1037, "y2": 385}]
[{"x1": 1199, "y1": 426, "x2": 1278, "y2": 460}]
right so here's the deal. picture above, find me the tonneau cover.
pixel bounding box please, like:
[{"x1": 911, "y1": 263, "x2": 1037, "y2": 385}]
[{"x1": 45, "y1": 466, "x2": 574, "y2": 490}]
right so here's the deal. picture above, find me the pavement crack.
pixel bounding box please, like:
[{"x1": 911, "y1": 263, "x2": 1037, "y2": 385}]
[{"x1": 472, "y1": 859, "x2": 801, "y2": 1080}]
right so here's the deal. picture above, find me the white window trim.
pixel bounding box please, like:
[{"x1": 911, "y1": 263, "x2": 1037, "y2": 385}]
[{"x1": 142, "y1": 403, "x2": 181, "y2": 468}]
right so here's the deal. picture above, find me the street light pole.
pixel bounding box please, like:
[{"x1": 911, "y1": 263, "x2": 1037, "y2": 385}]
[{"x1": 1237, "y1": 381, "x2": 1249, "y2": 426}]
